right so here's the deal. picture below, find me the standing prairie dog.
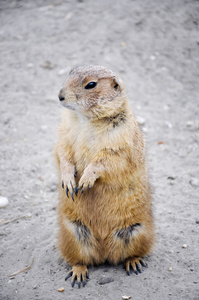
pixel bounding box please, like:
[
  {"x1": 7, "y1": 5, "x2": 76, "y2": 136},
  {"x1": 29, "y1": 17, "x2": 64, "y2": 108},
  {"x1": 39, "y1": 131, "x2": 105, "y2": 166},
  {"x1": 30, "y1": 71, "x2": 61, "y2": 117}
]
[{"x1": 55, "y1": 65, "x2": 155, "y2": 288}]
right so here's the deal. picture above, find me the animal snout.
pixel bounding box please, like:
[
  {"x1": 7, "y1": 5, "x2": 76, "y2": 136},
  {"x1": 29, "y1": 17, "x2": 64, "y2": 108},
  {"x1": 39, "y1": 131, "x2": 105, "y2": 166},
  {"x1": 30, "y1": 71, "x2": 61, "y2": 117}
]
[{"x1": 58, "y1": 90, "x2": 65, "y2": 101}]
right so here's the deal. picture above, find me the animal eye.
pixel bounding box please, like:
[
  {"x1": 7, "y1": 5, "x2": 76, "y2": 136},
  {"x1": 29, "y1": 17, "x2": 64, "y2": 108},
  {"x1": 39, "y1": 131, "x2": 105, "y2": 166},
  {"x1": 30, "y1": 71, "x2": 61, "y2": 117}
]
[
  {"x1": 85, "y1": 82, "x2": 97, "y2": 89},
  {"x1": 114, "y1": 83, "x2": 119, "y2": 90}
]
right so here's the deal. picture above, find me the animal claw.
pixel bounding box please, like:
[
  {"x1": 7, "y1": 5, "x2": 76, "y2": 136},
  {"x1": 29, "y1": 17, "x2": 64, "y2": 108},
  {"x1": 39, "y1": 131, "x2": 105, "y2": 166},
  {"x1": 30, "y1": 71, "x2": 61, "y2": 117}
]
[
  {"x1": 66, "y1": 187, "x2": 69, "y2": 198},
  {"x1": 139, "y1": 259, "x2": 147, "y2": 268},
  {"x1": 65, "y1": 271, "x2": 73, "y2": 281},
  {"x1": 71, "y1": 279, "x2": 75, "y2": 288},
  {"x1": 74, "y1": 186, "x2": 78, "y2": 196},
  {"x1": 135, "y1": 262, "x2": 142, "y2": 273},
  {"x1": 70, "y1": 181, "x2": 75, "y2": 201},
  {"x1": 71, "y1": 190, "x2": 74, "y2": 201},
  {"x1": 76, "y1": 184, "x2": 85, "y2": 194},
  {"x1": 82, "y1": 280, "x2": 86, "y2": 287},
  {"x1": 81, "y1": 188, "x2": 86, "y2": 194}
]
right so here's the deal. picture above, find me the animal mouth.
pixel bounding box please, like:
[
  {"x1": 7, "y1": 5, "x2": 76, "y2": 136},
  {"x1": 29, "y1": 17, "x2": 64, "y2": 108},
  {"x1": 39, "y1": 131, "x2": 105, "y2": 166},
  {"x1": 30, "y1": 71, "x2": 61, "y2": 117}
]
[{"x1": 62, "y1": 103, "x2": 75, "y2": 111}]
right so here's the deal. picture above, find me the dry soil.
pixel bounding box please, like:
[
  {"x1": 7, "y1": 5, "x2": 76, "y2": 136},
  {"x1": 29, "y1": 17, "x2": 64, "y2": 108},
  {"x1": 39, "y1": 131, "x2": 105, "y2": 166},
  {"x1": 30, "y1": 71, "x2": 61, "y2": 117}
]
[{"x1": 0, "y1": 1, "x2": 199, "y2": 300}]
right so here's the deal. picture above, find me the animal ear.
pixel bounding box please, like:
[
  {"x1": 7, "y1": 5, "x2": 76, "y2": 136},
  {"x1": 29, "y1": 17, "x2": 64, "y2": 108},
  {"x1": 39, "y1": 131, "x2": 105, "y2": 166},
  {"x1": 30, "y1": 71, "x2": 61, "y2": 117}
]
[
  {"x1": 69, "y1": 67, "x2": 76, "y2": 75},
  {"x1": 111, "y1": 77, "x2": 121, "y2": 93}
]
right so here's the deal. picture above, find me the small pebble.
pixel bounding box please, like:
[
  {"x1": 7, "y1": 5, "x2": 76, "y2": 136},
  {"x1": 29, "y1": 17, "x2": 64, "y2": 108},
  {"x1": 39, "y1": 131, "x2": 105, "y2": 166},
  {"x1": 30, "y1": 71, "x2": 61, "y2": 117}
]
[
  {"x1": 65, "y1": 12, "x2": 73, "y2": 20},
  {"x1": 40, "y1": 125, "x2": 48, "y2": 132},
  {"x1": 27, "y1": 63, "x2": 34, "y2": 68},
  {"x1": 163, "y1": 105, "x2": 170, "y2": 111},
  {"x1": 122, "y1": 296, "x2": 131, "y2": 300},
  {"x1": 150, "y1": 55, "x2": 156, "y2": 60},
  {"x1": 167, "y1": 175, "x2": 176, "y2": 180},
  {"x1": 41, "y1": 60, "x2": 53, "y2": 69},
  {"x1": 186, "y1": 121, "x2": 194, "y2": 127},
  {"x1": 98, "y1": 276, "x2": 114, "y2": 285},
  {"x1": 169, "y1": 181, "x2": 175, "y2": 186},
  {"x1": 120, "y1": 42, "x2": 126, "y2": 48},
  {"x1": 141, "y1": 127, "x2": 148, "y2": 133},
  {"x1": 136, "y1": 116, "x2": 146, "y2": 125},
  {"x1": 165, "y1": 121, "x2": 172, "y2": 128},
  {"x1": 189, "y1": 178, "x2": 199, "y2": 188},
  {"x1": 0, "y1": 196, "x2": 9, "y2": 208},
  {"x1": 58, "y1": 68, "x2": 69, "y2": 76},
  {"x1": 169, "y1": 267, "x2": 173, "y2": 271},
  {"x1": 48, "y1": 182, "x2": 57, "y2": 193},
  {"x1": 182, "y1": 244, "x2": 187, "y2": 248}
]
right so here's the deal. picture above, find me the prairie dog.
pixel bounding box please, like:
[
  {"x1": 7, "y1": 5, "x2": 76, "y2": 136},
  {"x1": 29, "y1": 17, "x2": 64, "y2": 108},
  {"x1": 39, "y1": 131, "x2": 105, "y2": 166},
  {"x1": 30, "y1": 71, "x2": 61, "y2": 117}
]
[{"x1": 55, "y1": 65, "x2": 155, "y2": 288}]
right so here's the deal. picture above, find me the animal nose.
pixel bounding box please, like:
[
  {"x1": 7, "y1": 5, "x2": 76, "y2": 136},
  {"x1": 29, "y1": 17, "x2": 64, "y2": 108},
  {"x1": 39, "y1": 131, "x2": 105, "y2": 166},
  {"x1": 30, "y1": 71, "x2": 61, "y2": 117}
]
[{"x1": 58, "y1": 91, "x2": 65, "y2": 101}]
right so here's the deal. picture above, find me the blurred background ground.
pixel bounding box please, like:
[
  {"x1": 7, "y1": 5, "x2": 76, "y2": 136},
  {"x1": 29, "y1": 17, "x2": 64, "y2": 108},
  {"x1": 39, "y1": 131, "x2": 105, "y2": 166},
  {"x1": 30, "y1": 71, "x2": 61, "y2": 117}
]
[{"x1": 0, "y1": 0, "x2": 199, "y2": 299}]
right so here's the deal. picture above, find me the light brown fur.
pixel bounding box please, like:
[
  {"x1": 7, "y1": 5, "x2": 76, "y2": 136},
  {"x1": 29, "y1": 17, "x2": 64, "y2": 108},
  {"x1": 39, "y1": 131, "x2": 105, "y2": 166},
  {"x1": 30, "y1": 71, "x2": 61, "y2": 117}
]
[{"x1": 54, "y1": 65, "x2": 155, "y2": 287}]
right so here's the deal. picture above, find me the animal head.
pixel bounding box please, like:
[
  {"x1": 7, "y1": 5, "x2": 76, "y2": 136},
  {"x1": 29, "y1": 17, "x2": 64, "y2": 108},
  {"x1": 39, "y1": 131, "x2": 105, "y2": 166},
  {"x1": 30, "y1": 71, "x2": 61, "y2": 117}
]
[{"x1": 58, "y1": 65, "x2": 127, "y2": 119}]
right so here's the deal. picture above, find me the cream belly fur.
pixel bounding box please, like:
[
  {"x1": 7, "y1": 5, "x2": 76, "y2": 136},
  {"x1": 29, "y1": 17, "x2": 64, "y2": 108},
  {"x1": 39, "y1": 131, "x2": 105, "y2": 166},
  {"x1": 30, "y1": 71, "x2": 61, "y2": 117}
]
[{"x1": 55, "y1": 65, "x2": 155, "y2": 288}]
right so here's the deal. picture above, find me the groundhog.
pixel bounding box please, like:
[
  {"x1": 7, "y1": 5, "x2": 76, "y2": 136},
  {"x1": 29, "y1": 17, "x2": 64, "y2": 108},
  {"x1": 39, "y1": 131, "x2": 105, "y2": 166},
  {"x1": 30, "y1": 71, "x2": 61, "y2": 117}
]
[{"x1": 54, "y1": 65, "x2": 155, "y2": 288}]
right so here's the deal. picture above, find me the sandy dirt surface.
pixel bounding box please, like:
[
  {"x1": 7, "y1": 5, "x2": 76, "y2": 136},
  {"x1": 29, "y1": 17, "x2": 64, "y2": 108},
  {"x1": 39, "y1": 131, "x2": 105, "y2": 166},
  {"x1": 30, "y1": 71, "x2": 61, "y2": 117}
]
[{"x1": 0, "y1": 1, "x2": 199, "y2": 299}]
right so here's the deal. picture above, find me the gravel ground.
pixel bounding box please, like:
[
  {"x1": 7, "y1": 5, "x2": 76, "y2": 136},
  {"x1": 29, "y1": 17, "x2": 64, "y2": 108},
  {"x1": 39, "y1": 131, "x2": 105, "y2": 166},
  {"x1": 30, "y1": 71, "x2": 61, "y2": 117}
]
[{"x1": 0, "y1": 1, "x2": 199, "y2": 299}]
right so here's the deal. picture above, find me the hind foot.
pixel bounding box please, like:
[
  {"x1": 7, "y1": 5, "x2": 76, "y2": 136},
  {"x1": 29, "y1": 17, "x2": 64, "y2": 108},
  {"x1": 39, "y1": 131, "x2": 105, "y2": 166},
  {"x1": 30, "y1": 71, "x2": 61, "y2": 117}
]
[
  {"x1": 65, "y1": 264, "x2": 89, "y2": 288},
  {"x1": 125, "y1": 257, "x2": 147, "y2": 276}
]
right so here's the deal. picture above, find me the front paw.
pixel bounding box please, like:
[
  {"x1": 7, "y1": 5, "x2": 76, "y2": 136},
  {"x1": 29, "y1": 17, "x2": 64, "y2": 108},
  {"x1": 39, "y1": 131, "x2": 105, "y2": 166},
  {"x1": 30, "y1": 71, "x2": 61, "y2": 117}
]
[
  {"x1": 61, "y1": 169, "x2": 77, "y2": 201},
  {"x1": 78, "y1": 170, "x2": 98, "y2": 193}
]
